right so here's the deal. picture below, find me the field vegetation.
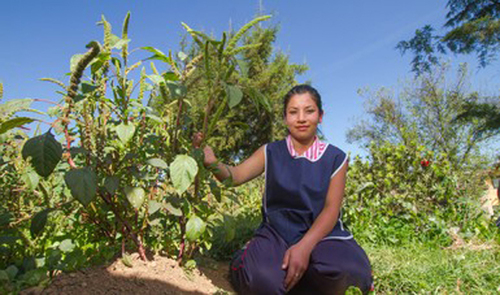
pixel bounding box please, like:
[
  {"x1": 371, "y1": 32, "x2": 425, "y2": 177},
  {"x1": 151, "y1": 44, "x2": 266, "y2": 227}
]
[{"x1": 0, "y1": 11, "x2": 499, "y2": 294}]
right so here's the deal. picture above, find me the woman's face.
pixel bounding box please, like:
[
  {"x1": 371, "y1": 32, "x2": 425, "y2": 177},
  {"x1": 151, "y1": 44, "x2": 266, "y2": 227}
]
[{"x1": 284, "y1": 92, "x2": 323, "y2": 142}]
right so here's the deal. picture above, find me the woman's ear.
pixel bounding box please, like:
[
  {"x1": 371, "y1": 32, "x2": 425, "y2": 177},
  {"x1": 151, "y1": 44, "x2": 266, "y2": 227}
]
[{"x1": 319, "y1": 111, "x2": 324, "y2": 124}]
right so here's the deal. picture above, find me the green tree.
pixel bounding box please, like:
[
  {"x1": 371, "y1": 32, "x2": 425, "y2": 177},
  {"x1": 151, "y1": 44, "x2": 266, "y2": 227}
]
[
  {"x1": 397, "y1": 0, "x2": 500, "y2": 74},
  {"x1": 347, "y1": 64, "x2": 496, "y2": 170},
  {"x1": 173, "y1": 25, "x2": 307, "y2": 162}
]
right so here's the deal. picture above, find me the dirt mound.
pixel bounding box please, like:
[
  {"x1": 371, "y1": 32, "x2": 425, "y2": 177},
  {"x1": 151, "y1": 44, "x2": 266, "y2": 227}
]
[{"x1": 31, "y1": 254, "x2": 234, "y2": 295}]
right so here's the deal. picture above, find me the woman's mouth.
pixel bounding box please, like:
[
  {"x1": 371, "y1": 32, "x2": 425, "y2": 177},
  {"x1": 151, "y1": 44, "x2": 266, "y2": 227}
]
[{"x1": 296, "y1": 126, "x2": 308, "y2": 131}]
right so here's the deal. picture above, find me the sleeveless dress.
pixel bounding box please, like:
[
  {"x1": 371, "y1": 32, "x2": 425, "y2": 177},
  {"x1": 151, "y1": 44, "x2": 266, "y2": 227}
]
[
  {"x1": 263, "y1": 136, "x2": 352, "y2": 245},
  {"x1": 229, "y1": 136, "x2": 373, "y2": 295}
]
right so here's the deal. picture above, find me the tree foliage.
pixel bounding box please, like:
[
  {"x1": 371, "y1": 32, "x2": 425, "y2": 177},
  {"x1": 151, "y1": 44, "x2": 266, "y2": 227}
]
[
  {"x1": 347, "y1": 64, "x2": 497, "y2": 170},
  {"x1": 178, "y1": 25, "x2": 307, "y2": 162},
  {"x1": 397, "y1": 0, "x2": 500, "y2": 74}
]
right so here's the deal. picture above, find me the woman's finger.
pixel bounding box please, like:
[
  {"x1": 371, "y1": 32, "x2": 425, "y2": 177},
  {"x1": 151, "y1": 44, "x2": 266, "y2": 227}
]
[
  {"x1": 192, "y1": 132, "x2": 204, "y2": 148},
  {"x1": 284, "y1": 267, "x2": 301, "y2": 292},
  {"x1": 282, "y1": 249, "x2": 290, "y2": 270}
]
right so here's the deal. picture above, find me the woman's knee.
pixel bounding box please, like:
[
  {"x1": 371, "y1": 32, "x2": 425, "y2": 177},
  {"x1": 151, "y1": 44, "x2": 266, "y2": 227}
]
[
  {"x1": 230, "y1": 264, "x2": 285, "y2": 295},
  {"x1": 308, "y1": 264, "x2": 372, "y2": 294}
]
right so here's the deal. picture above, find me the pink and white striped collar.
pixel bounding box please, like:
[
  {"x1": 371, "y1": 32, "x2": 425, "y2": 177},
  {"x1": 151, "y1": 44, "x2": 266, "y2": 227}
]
[{"x1": 285, "y1": 134, "x2": 328, "y2": 162}]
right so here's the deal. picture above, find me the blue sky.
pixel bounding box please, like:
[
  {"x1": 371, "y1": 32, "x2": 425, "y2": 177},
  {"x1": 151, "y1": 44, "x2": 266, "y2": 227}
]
[{"x1": 2, "y1": 1, "x2": 499, "y2": 157}]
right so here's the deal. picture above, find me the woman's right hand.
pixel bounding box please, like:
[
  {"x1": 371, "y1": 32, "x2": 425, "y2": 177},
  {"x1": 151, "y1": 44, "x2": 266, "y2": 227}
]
[
  {"x1": 193, "y1": 132, "x2": 218, "y2": 167},
  {"x1": 202, "y1": 145, "x2": 218, "y2": 167}
]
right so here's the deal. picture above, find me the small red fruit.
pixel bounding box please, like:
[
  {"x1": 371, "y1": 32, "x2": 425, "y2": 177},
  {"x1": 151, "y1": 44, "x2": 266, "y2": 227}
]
[{"x1": 420, "y1": 159, "x2": 430, "y2": 167}]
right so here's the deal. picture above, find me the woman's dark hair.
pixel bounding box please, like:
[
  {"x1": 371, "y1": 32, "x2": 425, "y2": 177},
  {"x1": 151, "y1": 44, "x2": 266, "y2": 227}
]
[{"x1": 283, "y1": 84, "x2": 323, "y2": 117}]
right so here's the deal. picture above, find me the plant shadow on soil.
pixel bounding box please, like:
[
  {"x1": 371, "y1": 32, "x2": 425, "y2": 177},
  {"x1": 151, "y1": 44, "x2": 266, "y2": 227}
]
[{"x1": 27, "y1": 253, "x2": 234, "y2": 295}]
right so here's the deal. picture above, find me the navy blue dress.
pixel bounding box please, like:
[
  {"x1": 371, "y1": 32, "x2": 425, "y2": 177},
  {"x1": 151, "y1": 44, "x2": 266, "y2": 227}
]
[
  {"x1": 230, "y1": 138, "x2": 373, "y2": 295},
  {"x1": 263, "y1": 139, "x2": 352, "y2": 245}
]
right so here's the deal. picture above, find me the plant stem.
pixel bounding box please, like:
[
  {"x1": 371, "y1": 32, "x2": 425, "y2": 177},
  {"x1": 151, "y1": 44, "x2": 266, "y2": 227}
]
[
  {"x1": 177, "y1": 216, "x2": 186, "y2": 263},
  {"x1": 101, "y1": 192, "x2": 147, "y2": 261}
]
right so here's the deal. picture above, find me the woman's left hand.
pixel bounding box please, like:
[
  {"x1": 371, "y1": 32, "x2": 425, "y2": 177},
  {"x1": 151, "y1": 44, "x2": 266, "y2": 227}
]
[{"x1": 282, "y1": 242, "x2": 312, "y2": 292}]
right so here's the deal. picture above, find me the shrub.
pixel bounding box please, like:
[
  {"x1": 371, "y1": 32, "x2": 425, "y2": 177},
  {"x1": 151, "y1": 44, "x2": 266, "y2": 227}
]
[{"x1": 344, "y1": 139, "x2": 494, "y2": 246}]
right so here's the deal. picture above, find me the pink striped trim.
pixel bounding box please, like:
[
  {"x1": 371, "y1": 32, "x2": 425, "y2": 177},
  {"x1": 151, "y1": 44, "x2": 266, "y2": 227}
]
[{"x1": 286, "y1": 135, "x2": 327, "y2": 161}]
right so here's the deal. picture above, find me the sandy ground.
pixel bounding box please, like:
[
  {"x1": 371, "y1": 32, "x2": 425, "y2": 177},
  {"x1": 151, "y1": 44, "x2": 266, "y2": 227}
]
[{"x1": 22, "y1": 253, "x2": 234, "y2": 295}]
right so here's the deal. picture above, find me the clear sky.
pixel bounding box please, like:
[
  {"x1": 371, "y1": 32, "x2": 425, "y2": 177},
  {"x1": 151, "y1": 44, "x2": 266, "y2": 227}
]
[{"x1": 2, "y1": 1, "x2": 499, "y2": 157}]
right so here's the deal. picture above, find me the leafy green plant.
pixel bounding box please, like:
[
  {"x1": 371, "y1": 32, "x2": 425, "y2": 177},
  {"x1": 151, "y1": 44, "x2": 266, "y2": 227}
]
[
  {"x1": 344, "y1": 139, "x2": 493, "y2": 246},
  {"x1": 0, "y1": 12, "x2": 312, "y2": 292},
  {"x1": 13, "y1": 13, "x2": 273, "y2": 264}
]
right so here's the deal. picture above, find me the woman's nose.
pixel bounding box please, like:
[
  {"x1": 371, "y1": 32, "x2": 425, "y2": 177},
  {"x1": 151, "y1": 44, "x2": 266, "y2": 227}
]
[{"x1": 298, "y1": 111, "x2": 306, "y2": 121}]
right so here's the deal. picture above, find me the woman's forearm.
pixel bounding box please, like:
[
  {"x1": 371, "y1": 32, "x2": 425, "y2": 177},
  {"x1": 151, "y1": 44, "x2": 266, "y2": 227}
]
[
  {"x1": 206, "y1": 145, "x2": 266, "y2": 187},
  {"x1": 298, "y1": 204, "x2": 340, "y2": 251},
  {"x1": 298, "y1": 162, "x2": 348, "y2": 251},
  {"x1": 209, "y1": 161, "x2": 235, "y2": 184}
]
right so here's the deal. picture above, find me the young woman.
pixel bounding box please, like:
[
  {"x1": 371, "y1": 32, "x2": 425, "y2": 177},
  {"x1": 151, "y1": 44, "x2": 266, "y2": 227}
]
[{"x1": 194, "y1": 85, "x2": 373, "y2": 294}]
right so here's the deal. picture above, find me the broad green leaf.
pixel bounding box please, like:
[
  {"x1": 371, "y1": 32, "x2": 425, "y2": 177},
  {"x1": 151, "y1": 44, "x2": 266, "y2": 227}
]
[
  {"x1": 178, "y1": 51, "x2": 188, "y2": 61},
  {"x1": 59, "y1": 239, "x2": 75, "y2": 253},
  {"x1": 166, "y1": 81, "x2": 187, "y2": 99},
  {"x1": 247, "y1": 88, "x2": 272, "y2": 113},
  {"x1": 30, "y1": 209, "x2": 54, "y2": 238},
  {"x1": 146, "y1": 158, "x2": 168, "y2": 169},
  {"x1": 226, "y1": 84, "x2": 243, "y2": 108},
  {"x1": 22, "y1": 268, "x2": 47, "y2": 286},
  {"x1": 113, "y1": 38, "x2": 131, "y2": 50},
  {"x1": 147, "y1": 74, "x2": 163, "y2": 85},
  {"x1": 104, "y1": 176, "x2": 119, "y2": 195},
  {"x1": 64, "y1": 168, "x2": 97, "y2": 206},
  {"x1": 74, "y1": 94, "x2": 85, "y2": 103},
  {"x1": 81, "y1": 81, "x2": 97, "y2": 94},
  {"x1": 148, "y1": 200, "x2": 162, "y2": 215},
  {"x1": 5, "y1": 265, "x2": 18, "y2": 280},
  {"x1": 90, "y1": 52, "x2": 111, "y2": 74},
  {"x1": 121, "y1": 253, "x2": 133, "y2": 268},
  {"x1": 115, "y1": 123, "x2": 136, "y2": 144},
  {"x1": 190, "y1": 148, "x2": 205, "y2": 167},
  {"x1": 0, "y1": 270, "x2": 8, "y2": 281},
  {"x1": 46, "y1": 249, "x2": 62, "y2": 269},
  {"x1": 209, "y1": 179, "x2": 221, "y2": 203},
  {"x1": 236, "y1": 59, "x2": 249, "y2": 78},
  {"x1": 184, "y1": 259, "x2": 197, "y2": 269},
  {"x1": 22, "y1": 170, "x2": 39, "y2": 191},
  {"x1": 164, "y1": 203, "x2": 182, "y2": 216},
  {"x1": 163, "y1": 71, "x2": 179, "y2": 81},
  {"x1": 185, "y1": 215, "x2": 206, "y2": 242},
  {"x1": 22, "y1": 131, "x2": 62, "y2": 177},
  {"x1": 0, "y1": 117, "x2": 34, "y2": 134},
  {"x1": 170, "y1": 155, "x2": 198, "y2": 195},
  {"x1": 108, "y1": 34, "x2": 121, "y2": 48},
  {"x1": 35, "y1": 256, "x2": 45, "y2": 268},
  {"x1": 70, "y1": 54, "x2": 84, "y2": 72},
  {"x1": 141, "y1": 47, "x2": 172, "y2": 63},
  {"x1": 124, "y1": 186, "x2": 145, "y2": 209}
]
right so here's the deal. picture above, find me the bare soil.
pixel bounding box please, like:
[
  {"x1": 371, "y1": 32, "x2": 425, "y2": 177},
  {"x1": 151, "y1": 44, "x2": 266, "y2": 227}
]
[{"x1": 25, "y1": 254, "x2": 234, "y2": 295}]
